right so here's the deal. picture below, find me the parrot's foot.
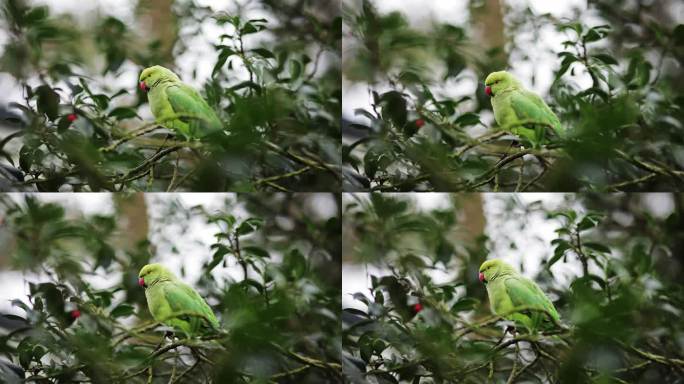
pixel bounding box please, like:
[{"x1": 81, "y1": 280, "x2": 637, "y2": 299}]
[
  {"x1": 505, "y1": 325, "x2": 517, "y2": 336},
  {"x1": 494, "y1": 325, "x2": 517, "y2": 347},
  {"x1": 190, "y1": 346, "x2": 214, "y2": 365},
  {"x1": 153, "y1": 331, "x2": 174, "y2": 351}
]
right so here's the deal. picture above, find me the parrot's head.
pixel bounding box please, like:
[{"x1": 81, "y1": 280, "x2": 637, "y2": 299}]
[
  {"x1": 478, "y1": 259, "x2": 515, "y2": 284},
  {"x1": 138, "y1": 263, "x2": 175, "y2": 288},
  {"x1": 139, "y1": 65, "x2": 181, "y2": 93},
  {"x1": 484, "y1": 71, "x2": 520, "y2": 97}
]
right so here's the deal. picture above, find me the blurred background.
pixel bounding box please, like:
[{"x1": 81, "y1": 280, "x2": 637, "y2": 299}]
[
  {"x1": 0, "y1": 192, "x2": 342, "y2": 383},
  {"x1": 342, "y1": 193, "x2": 684, "y2": 383},
  {"x1": 0, "y1": 0, "x2": 341, "y2": 192},
  {"x1": 342, "y1": 0, "x2": 684, "y2": 191}
]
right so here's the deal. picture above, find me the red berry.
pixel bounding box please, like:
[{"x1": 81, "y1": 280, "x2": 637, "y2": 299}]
[
  {"x1": 415, "y1": 119, "x2": 425, "y2": 128},
  {"x1": 70, "y1": 309, "x2": 81, "y2": 319},
  {"x1": 413, "y1": 303, "x2": 423, "y2": 313},
  {"x1": 67, "y1": 114, "x2": 77, "y2": 122}
]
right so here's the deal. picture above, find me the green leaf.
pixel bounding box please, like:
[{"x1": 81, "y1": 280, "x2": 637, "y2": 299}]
[
  {"x1": 17, "y1": 339, "x2": 33, "y2": 369},
  {"x1": 583, "y1": 242, "x2": 611, "y2": 254},
  {"x1": 577, "y1": 215, "x2": 600, "y2": 230},
  {"x1": 454, "y1": 112, "x2": 481, "y2": 127},
  {"x1": 363, "y1": 146, "x2": 385, "y2": 179},
  {"x1": 359, "y1": 332, "x2": 373, "y2": 363},
  {"x1": 289, "y1": 60, "x2": 302, "y2": 80},
  {"x1": 379, "y1": 91, "x2": 408, "y2": 129},
  {"x1": 1, "y1": 314, "x2": 27, "y2": 323},
  {"x1": 343, "y1": 307, "x2": 369, "y2": 318},
  {"x1": 556, "y1": 54, "x2": 577, "y2": 81},
  {"x1": 208, "y1": 244, "x2": 230, "y2": 271},
  {"x1": 108, "y1": 107, "x2": 139, "y2": 120},
  {"x1": 353, "y1": 292, "x2": 370, "y2": 305},
  {"x1": 91, "y1": 94, "x2": 109, "y2": 110},
  {"x1": 35, "y1": 85, "x2": 59, "y2": 121},
  {"x1": 283, "y1": 249, "x2": 307, "y2": 279},
  {"x1": 354, "y1": 108, "x2": 376, "y2": 121},
  {"x1": 593, "y1": 54, "x2": 618, "y2": 66},
  {"x1": 251, "y1": 48, "x2": 274, "y2": 59},
  {"x1": 243, "y1": 246, "x2": 269, "y2": 258},
  {"x1": 451, "y1": 297, "x2": 479, "y2": 313},
  {"x1": 19, "y1": 145, "x2": 33, "y2": 172},
  {"x1": 240, "y1": 23, "x2": 258, "y2": 35},
  {"x1": 212, "y1": 48, "x2": 235, "y2": 78},
  {"x1": 37, "y1": 283, "x2": 65, "y2": 319},
  {"x1": 57, "y1": 115, "x2": 72, "y2": 132},
  {"x1": 24, "y1": 6, "x2": 49, "y2": 23},
  {"x1": 548, "y1": 239, "x2": 571, "y2": 267},
  {"x1": 583, "y1": 28, "x2": 603, "y2": 43},
  {"x1": 674, "y1": 24, "x2": 684, "y2": 46},
  {"x1": 111, "y1": 304, "x2": 135, "y2": 318},
  {"x1": 96, "y1": 243, "x2": 115, "y2": 269},
  {"x1": 236, "y1": 217, "x2": 263, "y2": 235}
]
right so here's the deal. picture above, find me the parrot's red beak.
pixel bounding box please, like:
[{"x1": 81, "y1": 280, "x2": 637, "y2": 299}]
[
  {"x1": 485, "y1": 86, "x2": 493, "y2": 97},
  {"x1": 138, "y1": 277, "x2": 145, "y2": 287},
  {"x1": 479, "y1": 272, "x2": 485, "y2": 283},
  {"x1": 139, "y1": 81, "x2": 149, "y2": 92}
]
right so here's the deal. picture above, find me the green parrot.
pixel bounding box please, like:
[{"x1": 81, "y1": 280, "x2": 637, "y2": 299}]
[
  {"x1": 478, "y1": 259, "x2": 560, "y2": 333},
  {"x1": 484, "y1": 71, "x2": 564, "y2": 145},
  {"x1": 138, "y1": 263, "x2": 219, "y2": 337},
  {"x1": 139, "y1": 65, "x2": 223, "y2": 139}
]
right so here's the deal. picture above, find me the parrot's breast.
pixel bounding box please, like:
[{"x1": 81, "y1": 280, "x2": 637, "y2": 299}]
[
  {"x1": 144, "y1": 284, "x2": 168, "y2": 321},
  {"x1": 491, "y1": 93, "x2": 515, "y2": 128},
  {"x1": 487, "y1": 279, "x2": 513, "y2": 316},
  {"x1": 148, "y1": 87, "x2": 171, "y2": 120}
]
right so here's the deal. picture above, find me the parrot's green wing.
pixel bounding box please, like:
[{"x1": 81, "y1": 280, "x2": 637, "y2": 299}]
[
  {"x1": 504, "y1": 276, "x2": 559, "y2": 331},
  {"x1": 508, "y1": 90, "x2": 563, "y2": 143},
  {"x1": 161, "y1": 282, "x2": 219, "y2": 335},
  {"x1": 165, "y1": 84, "x2": 222, "y2": 138}
]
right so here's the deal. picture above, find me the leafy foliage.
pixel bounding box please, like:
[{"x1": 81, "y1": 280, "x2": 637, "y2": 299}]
[
  {"x1": 342, "y1": 193, "x2": 684, "y2": 383},
  {"x1": 342, "y1": 1, "x2": 684, "y2": 191},
  {"x1": 0, "y1": 0, "x2": 341, "y2": 191},
  {"x1": 0, "y1": 193, "x2": 341, "y2": 383}
]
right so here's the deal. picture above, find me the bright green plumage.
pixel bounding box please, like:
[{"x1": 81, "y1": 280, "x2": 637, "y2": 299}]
[
  {"x1": 139, "y1": 65, "x2": 222, "y2": 139},
  {"x1": 484, "y1": 71, "x2": 563, "y2": 145},
  {"x1": 138, "y1": 263, "x2": 219, "y2": 337},
  {"x1": 479, "y1": 259, "x2": 560, "y2": 332}
]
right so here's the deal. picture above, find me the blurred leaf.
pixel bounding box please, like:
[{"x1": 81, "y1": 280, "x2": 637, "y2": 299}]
[
  {"x1": 107, "y1": 107, "x2": 139, "y2": 120},
  {"x1": 110, "y1": 304, "x2": 134, "y2": 318},
  {"x1": 35, "y1": 85, "x2": 59, "y2": 121},
  {"x1": 451, "y1": 297, "x2": 479, "y2": 313}
]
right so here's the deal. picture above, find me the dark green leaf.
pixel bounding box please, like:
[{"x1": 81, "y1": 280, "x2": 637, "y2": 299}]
[
  {"x1": 454, "y1": 112, "x2": 481, "y2": 127},
  {"x1": 111, "y1": 304, "x2": 135, "y2": 318},
  {"x1": 251, "y1": 48, "x2": 274, "y2": 59},
  {"x1": 583, "y1": 242, "x2": 611, "y2": 254},
  {"x1": 593, "y1": 54, "x2": 618, "y2": 66},
  {"x1": 451, "y1": 297, "x2": 479, "y2": 313},
  {"x1": 35, "y1": 85, "x2": 59, "y2": 121},
  {"x1": 108, "y1": 107, "x2": 139, "y2": 120}
]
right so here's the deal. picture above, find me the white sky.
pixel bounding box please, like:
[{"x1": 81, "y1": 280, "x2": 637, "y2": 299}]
[{"x1": 342, "y1": 193, "x2": 676, "y2": 310}]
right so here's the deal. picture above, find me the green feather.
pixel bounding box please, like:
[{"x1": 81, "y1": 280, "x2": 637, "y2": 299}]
[
  {"x1": 139, "y1": 263, "x2": 219, "y2": 337},
  {"x1": 485, "y1": 71, "x2": 563, "y2": 145},
  {"x1": 479, "y1": 259, "x2": 560, "y2": 333},
  {"x1": 139, "y1": 65, "x2": 223, "y2": 139}
]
